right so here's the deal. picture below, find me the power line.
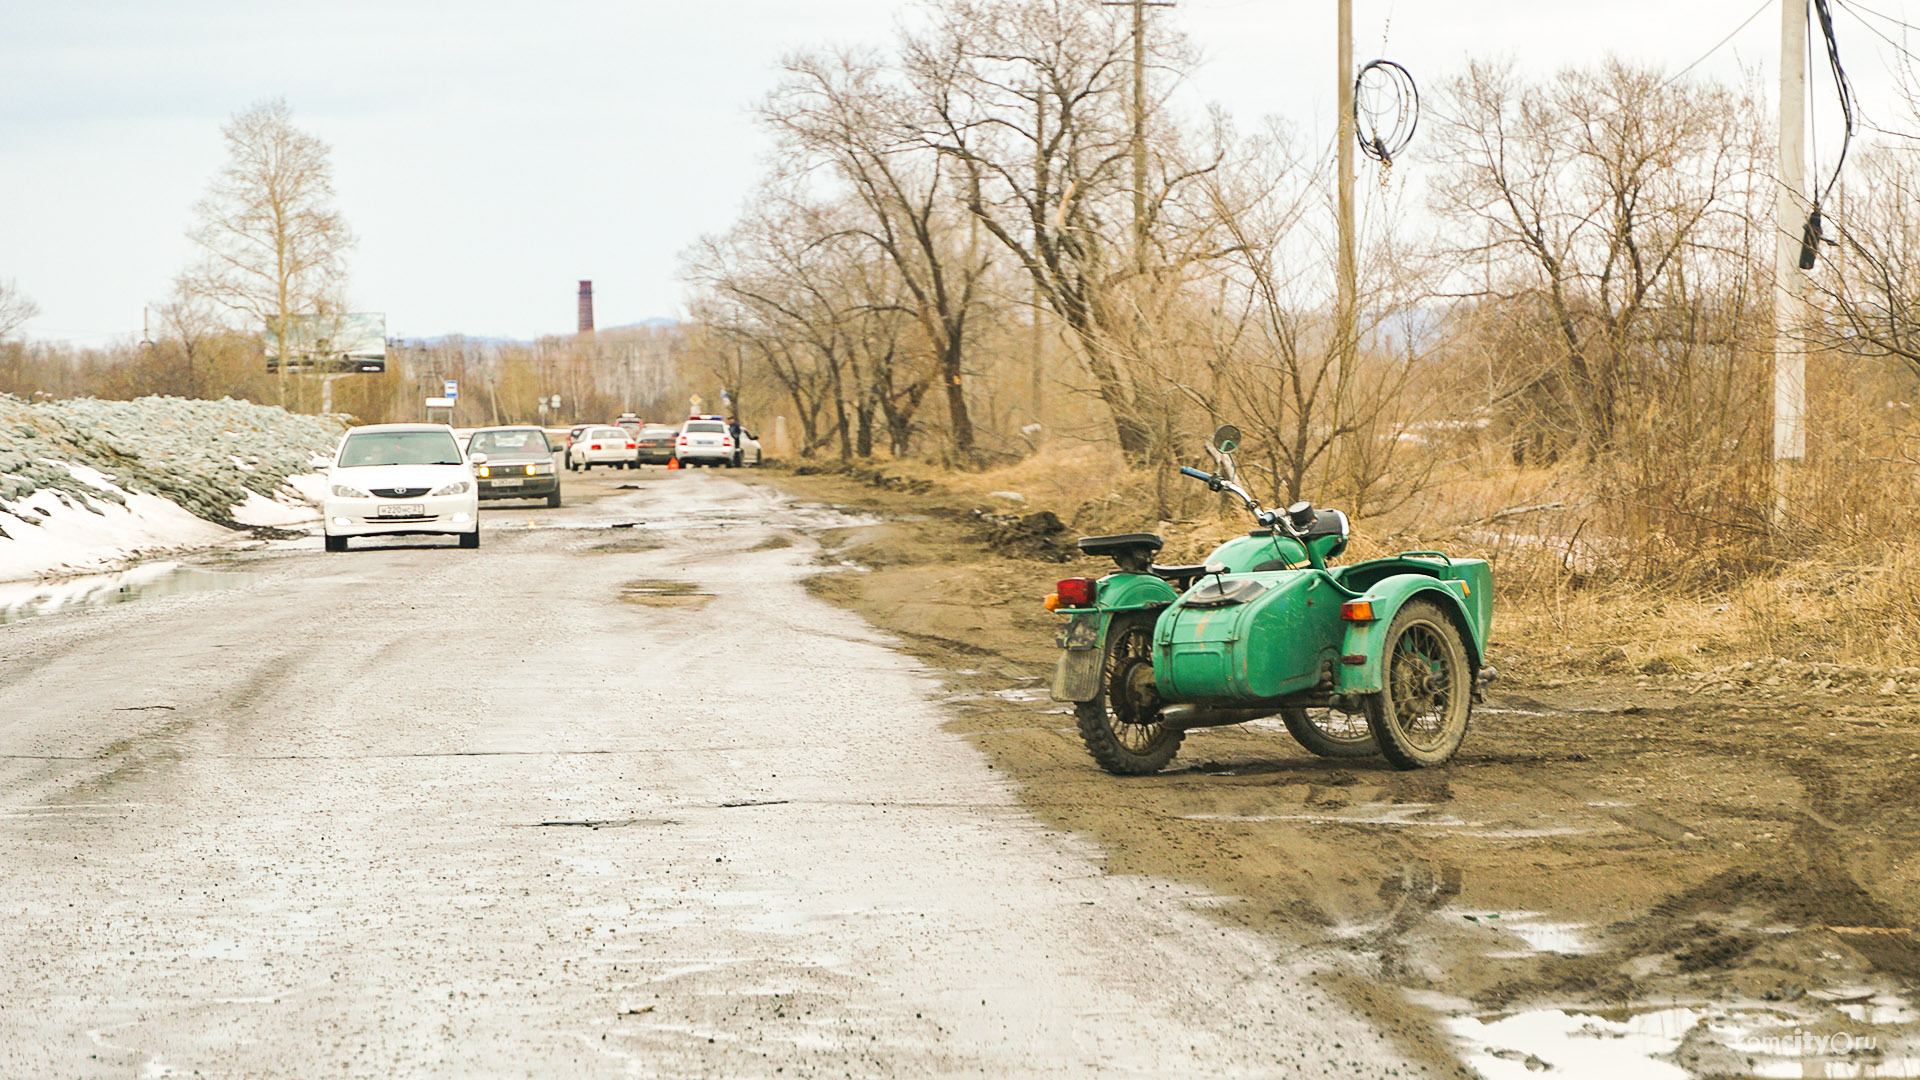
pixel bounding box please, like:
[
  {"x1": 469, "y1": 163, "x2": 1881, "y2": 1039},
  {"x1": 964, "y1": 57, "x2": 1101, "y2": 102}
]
[
  {"x1": 1354, "y1": 59, "x2": 1419, "y2": 166},
  {"x1": 1837, "y1": 0, "x2": 1920, "y2": 34},
  {"x1": 1423, "y1": 0, "x2": 1773, "y2": 142},
  {"x1": 1830, "y1": 0, "x2": 1920, "y2": 139},
  {"x1": 1811, "y1": 0, "x2": 1858, "y2": 206}
]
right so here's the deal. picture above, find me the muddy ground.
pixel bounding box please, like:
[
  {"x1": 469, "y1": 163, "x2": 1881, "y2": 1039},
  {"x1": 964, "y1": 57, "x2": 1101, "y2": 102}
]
[{"x1": 753, "y1": 464, "x2": 1920, "y2": 1077}]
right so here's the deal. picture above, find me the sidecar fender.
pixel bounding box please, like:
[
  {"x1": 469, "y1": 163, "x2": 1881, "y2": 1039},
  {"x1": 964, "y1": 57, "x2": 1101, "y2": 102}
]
[
  {"x1": 1335, "y1": 577, "x2": 1485, "y2": 695},
  {"x1": 1048, "y1": 572, "x2": 1179, "y2": 703}
]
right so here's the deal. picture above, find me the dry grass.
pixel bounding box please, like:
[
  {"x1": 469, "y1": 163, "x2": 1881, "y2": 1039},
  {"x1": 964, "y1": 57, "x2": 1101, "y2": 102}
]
[{"x1": 794, "y1": 441, "x2": 1920, "y2": 679}]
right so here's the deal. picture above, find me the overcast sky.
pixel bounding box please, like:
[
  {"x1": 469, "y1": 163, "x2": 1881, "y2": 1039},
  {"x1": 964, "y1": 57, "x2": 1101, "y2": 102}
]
[{"x1": 2, "y1": 0, "x2": 1912, "y2": 344}]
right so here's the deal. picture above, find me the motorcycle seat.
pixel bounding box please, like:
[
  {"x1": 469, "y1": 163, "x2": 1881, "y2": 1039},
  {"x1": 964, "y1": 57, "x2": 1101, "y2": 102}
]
[
  {"x1": 1151, "y1": 563, "x2": 1209, "y2": 589},
  {"x1": 1077, "y1": 533, "x2": 1164, "y2": 558},
  {"x1": 1078, "y1": 532, "x2": 1164, "y2": 572}
]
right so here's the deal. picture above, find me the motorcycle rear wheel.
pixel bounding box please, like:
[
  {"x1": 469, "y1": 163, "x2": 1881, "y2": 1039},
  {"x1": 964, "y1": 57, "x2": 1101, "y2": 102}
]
[
  {"x1": 1363, "y1": 600, "x2": 1472, "y2": 769},
  {"x1": 1075, "y1": 615, "x2": 1184, "y2": 775},
  {"x1": 1281, "y1": 707, "x2": 1378, "y2": 758}
]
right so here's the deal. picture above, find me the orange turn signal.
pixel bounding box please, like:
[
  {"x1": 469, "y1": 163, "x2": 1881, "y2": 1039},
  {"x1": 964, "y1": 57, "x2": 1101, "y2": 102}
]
[
  {"x1": 1044, "y1": 593, "x2": 1061, "y2": 611},
  {"x1": 1340, "y1": 599, "x2": 1376, "y2": 622}
]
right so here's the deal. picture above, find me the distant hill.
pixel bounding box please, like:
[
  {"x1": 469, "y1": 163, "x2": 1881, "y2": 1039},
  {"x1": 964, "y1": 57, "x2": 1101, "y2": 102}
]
[{"x1": 398, "y1": 318, "x2": 683, "y2": 348}]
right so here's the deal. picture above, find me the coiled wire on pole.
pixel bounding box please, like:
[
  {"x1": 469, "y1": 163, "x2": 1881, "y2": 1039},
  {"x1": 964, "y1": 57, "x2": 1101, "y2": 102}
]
[{"x1": 1353, "y1": 59, "x2": 1419, "y2": 168}]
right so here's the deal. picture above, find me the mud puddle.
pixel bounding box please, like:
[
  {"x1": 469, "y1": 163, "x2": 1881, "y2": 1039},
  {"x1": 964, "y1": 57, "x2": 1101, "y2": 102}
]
[
  {"x1": 1451, "y1": 998, "x2": 1920, "y2": 1078},
  {"x1": 0, "y1": 563, "x2": 250, "y2": 624},
  {"x1": 619, "y1": 579, "x2": 714, "y2": 608}
]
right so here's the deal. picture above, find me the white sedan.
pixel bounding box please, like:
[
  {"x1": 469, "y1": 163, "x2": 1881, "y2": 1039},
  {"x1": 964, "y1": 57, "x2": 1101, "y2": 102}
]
[
  {"x1": 567, "y1": 426, "x2": 636, "y2": 470},
  {"x1": 321, "y1": 424, "x2": 481, "y2": 551}
]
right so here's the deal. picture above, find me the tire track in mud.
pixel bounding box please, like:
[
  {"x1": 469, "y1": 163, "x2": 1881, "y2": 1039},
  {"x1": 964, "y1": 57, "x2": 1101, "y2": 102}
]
[
  {"x1": 0, "y1": 548, "x2": 470, "y2": 810},
  {"x1": 7, "y1": 649, "x2": 308, "y2": 809}
]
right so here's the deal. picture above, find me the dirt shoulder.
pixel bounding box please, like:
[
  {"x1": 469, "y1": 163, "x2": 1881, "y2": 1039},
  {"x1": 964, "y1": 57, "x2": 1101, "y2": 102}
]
[{"x1": 747, "y1": 464, "x2": 1920, "y2": 1076}]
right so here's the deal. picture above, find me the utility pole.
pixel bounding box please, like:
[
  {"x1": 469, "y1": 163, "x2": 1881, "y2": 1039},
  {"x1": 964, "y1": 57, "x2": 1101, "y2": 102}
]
[
  {"x1": 1773, "y1": 0, "x2": 1810, "y2": 511},
  {"x1": 1102, "y1": 0, "x2": 1174, "y2": 274},
  {"x1": 1334, "y1": 0, "x2": 1356, "y2": 454}
]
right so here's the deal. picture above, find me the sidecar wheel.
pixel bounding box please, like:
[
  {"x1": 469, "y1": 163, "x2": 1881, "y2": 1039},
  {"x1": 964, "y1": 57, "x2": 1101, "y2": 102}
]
[
  {"x1": 1075, "y1": 615, "x2": 1184, "y2": 775},
  {"x1": 1281, "y1": 707, "x2": 1378, "y2": 758},
  {"x1": 1364, "y1": 600, "x2": 1473, "y2": 769}
]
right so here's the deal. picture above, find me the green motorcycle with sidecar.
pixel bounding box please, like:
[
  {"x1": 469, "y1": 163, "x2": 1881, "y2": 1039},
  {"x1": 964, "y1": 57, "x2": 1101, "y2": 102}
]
[{"x1": 1046, "y1": 426, "x2": 1494, "y2": 775}]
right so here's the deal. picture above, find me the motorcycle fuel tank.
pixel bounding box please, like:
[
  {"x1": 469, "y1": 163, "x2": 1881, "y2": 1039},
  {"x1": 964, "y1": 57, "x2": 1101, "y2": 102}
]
[{"x1": 1151, "y1": 570, "x2": 1345, "y2": 704}]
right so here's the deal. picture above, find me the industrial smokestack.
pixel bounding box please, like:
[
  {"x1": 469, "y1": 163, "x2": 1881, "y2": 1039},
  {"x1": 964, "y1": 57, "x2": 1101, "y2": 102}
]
[{"x1": 577, "y1": 280, "x2": 595, "y2": 334}]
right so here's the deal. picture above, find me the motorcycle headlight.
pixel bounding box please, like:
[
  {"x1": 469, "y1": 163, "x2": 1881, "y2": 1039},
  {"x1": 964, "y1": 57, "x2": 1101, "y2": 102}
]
[
  {"x1": 330, "y1": 483, "x2": 371, "y2": 499},
  {"x1": 430, "y1": 481, "x2": 471, "y2": 496}
]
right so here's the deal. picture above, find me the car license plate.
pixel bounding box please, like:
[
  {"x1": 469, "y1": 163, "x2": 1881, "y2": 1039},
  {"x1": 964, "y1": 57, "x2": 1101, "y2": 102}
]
[
  {"x1": 493, "y1": 477, "x2": 523, "y2": 487},
  {"x1": 377, "y1": 503, "x2": 425, "y2": 517}
]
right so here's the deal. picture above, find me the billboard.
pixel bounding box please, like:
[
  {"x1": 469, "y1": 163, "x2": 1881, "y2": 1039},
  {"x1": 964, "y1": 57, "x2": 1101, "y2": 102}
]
[{"x1": 265, "y1": 313, "x2": 387, "y2": 373}]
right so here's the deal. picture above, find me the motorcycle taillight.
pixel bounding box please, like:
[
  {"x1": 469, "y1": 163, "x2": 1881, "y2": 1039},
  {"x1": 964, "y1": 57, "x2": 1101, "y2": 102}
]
[{"x1": 1056, "y1": 577, "x2": 1096, "y2": 607}]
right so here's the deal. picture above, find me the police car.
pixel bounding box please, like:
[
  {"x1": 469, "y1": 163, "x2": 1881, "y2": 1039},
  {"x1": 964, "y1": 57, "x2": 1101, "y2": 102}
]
[{"x1": 673, "y1": 415, "x2": 737, "y2": 467}]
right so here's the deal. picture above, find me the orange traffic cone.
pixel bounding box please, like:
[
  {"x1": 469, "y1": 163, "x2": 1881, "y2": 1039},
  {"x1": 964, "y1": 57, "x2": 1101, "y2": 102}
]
[{"x1": 666, "y1": 457, "x2": 681, "y2": 470}]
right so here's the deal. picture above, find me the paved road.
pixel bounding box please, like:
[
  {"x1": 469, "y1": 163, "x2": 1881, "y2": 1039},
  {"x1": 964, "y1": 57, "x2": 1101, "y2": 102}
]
[{"x1": 0, "y1": 470, "x2": 1416, "y2": 1078}]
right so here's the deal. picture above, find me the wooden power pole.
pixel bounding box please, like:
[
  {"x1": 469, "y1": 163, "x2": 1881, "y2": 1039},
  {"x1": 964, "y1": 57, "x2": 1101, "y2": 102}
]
[
  {"x1": 1103, "y1": 0, "x2": 1174, "y2": 274},
  {"x1": 1773, "y1": 0, "x2": 1811, "y2": 501},
  {"x1": 1334, "y1": 0, "x2": 1356, "y2": 449}
]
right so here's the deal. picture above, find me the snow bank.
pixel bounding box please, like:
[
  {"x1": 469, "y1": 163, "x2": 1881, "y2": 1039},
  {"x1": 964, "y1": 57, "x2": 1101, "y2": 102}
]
[{"x1": 0, "y1": 395, "x2": 345, "y2": 582}]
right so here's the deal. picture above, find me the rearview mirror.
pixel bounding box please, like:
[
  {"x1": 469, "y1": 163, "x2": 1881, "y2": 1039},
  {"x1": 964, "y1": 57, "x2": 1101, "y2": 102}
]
[
  {"x1": 471, "y1": 453, "x2": 489, "y2": 466},
  {"x1": 1211, "y1": 425, "x2": 1241, "y2": 454}
]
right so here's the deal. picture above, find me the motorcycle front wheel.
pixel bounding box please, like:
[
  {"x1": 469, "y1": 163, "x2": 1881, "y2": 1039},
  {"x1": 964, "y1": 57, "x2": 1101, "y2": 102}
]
[
  {"x1": 1281, "y1": 707, "x2": 1378, "y2": 758},
  {"x1": 1075, "y1": 614, "x2": 1184, "y2": 775},
  {"x1": 1363, "y1": 600, "x2": 1473, "y2": 769}
]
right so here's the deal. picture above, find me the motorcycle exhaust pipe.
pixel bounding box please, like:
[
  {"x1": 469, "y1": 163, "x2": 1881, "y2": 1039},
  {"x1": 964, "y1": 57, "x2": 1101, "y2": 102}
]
[{"x1": 1162, "y1": 703, "x2": 1281, "y2": 730}]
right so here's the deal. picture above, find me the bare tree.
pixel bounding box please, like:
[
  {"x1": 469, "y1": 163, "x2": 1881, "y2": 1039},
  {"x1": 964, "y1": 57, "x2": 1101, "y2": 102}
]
[
  {"x1": 0, "y1": 279, "x2": 40, "y2": 340},
  {"x1": 1430, "y1": 60, "x2": 1767, "y2": 462},
  {"x1": 904, "y1": 0, "x2": 1169, "y2": 460},
  {"x1": 1177, "y1": 122, "x2": 1430, "y2": 515},
  {"x1": 765, "y1": 49, "x2": 992, "y2": 460},
  {"x1": 1820, "y1": 147, "x2": 1920, "y2": 374},
  {"x1": 180, "y1": 98, "x2": 355, "y2": 361}
]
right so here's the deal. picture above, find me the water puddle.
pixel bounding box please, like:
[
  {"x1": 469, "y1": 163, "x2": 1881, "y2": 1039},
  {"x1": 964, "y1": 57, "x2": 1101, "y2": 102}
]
[
  {"x1": 1453, "y1": 910, "x2": 1597, "y2": 955},
  {"x1": 0, "y1": 562, "x2": 248, "y2": 624},
  {"x1": 1453, "y1": 1001, "x2": 1920, "y2": 1079},
  {"x1": 619, "y1": 579, "x2": 714, "y2": 608},
  {"x1": 1452, "y1": 1006, "x2": 1704, "y2": 1079},
  {"x1": 1181, "y1": 804, "x2": 1475, "y2": 827}
]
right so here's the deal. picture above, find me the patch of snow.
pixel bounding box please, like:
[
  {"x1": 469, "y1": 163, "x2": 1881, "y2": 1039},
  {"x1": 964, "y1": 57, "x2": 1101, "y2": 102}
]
[
  {"x1": 284, "y1": 472, "x2": 328, "y2": 506},
  {"x1": 230, "y1": 480, "x2": 321, "y2": 528},
  {"x1": 0, "y1": 470, "x2": 230, "y2": 582},
  {"x1": 1451, "y1": 1007, "x2": 1700, "y2": 1080}
]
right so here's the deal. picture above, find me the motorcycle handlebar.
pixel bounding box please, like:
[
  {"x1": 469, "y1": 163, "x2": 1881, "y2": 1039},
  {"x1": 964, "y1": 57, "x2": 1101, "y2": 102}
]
[{"x1": 1179, "y1": 466, "x2": 1212, "y2": 482}]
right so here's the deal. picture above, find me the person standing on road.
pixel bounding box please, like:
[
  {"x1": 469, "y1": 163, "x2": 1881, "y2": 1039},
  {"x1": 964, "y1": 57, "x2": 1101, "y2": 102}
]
[{"x1": 727, "y1": 415, "x2": 744, "y2": 467}]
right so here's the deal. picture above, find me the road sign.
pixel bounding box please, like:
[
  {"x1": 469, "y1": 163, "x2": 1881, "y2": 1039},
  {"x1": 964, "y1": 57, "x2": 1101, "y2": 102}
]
[
  {"x1": 444, "y1": 380, "x2": 459, "y2": 400},
  {"x1": 426, "y1": 397, "x2": 455, "y2": 409}
]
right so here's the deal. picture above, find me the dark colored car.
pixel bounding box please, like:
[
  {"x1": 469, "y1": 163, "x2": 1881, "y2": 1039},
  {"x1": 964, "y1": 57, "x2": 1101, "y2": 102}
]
[
  {"x1": 633, "y1": 423, "x2": 679, "y2": 466},
  {"x1": 467, "y1": 426, "x2": 561, "y2": 507}
]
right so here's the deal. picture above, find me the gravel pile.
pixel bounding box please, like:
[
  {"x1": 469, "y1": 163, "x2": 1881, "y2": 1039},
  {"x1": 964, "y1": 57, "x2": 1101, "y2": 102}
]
[{"x1": 0, "y1": 395, "x2": 344, "y2": 528}]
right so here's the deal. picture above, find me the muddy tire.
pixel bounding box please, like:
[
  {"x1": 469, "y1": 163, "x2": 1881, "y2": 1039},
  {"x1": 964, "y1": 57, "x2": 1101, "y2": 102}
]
[
  {"x1": 459, "y1": 530, "x2": 480, "y2": 550},
  {"x1": 1281, "y1": 707, "x2": 1378, "y2": 758},
  {"x1": 546, "y1": 490, "x2": 562, "y2": 508},
  {"x1": 323, "y1": 534, "x2": 346, "y2": 553},
  {"x1": 1075, "y1": 614, "x2": 1184, "y2": 775},
  {"x1": 1363, "y1": 600, "x2": 1472, "y2": 769}
]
